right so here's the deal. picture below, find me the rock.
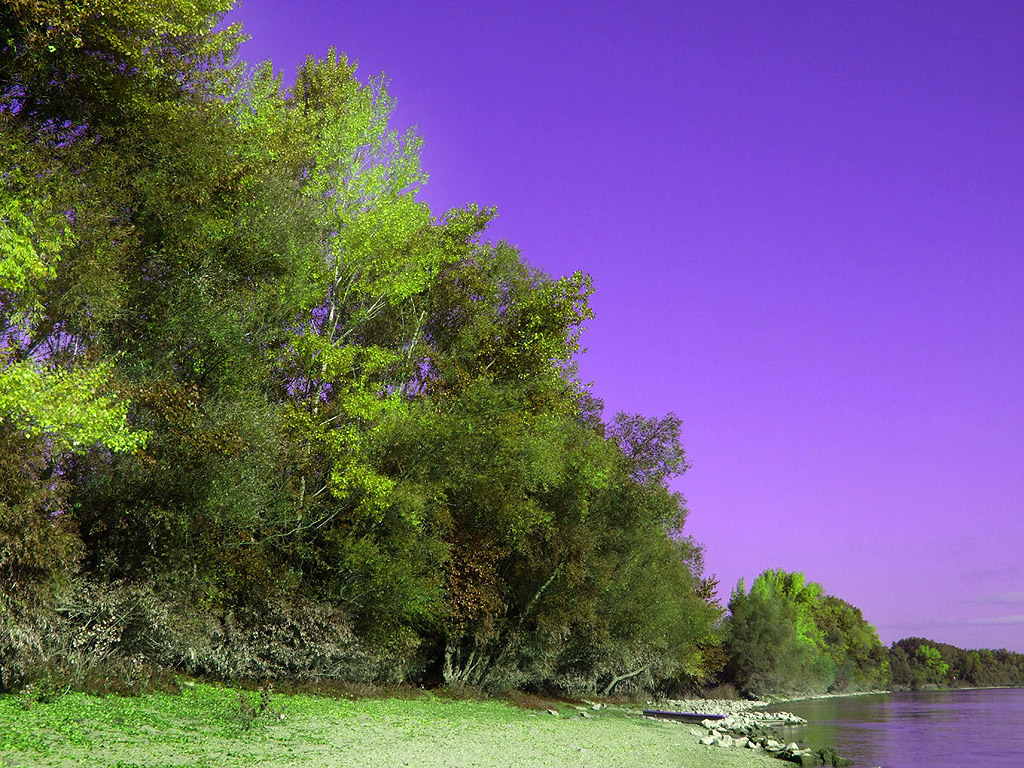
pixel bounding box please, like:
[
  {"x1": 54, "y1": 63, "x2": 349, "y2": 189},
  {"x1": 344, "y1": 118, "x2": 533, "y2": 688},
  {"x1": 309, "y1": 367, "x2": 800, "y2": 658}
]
[
  {"x1": 717, "y1": 735, "x2": 734, "y2": 748},
  {"x1": 815, "y1": 747, "x2": 854, "y2": 767},
  {"x1": 733, "y1": 736, "x2": 748, "y2": 748},
  {"x1": 546, "y1": 709, "x2": 559, "y2": 716},
  {"x1": 698, "y1": 735, "x2": 718, "y2": 746}
]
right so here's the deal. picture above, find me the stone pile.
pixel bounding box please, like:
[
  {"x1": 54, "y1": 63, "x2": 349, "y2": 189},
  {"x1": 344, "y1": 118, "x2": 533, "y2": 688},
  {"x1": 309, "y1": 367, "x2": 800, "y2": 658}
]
[
  {"x1": 691, "y1": 712, "x2": 853, "y2": 767},
  {"x1": 662, "y1": 697, "x2": 771, "y2": 716}
]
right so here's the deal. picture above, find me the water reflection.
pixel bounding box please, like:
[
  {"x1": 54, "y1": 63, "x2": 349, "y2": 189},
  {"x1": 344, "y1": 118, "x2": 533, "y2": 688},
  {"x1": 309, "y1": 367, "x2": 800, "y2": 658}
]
[{"x1": 761, "y1": 688, "x2": 1024, "y2": 768}]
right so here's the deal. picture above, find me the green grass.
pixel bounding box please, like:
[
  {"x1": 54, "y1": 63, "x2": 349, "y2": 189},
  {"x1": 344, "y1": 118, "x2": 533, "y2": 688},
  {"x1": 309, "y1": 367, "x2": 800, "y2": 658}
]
[{"x1": 0, "y1": 683, "x2": 780, "y2": 767}]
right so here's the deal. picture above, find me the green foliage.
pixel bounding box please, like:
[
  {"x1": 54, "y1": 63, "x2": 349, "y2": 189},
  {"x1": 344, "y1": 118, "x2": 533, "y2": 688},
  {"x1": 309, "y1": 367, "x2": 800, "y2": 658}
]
[
  {"x1": 813, "y1": 595, "x2": 889, "y2": 691},
  {"x1": 421, "y1": 240, "x2": 593, "y2": 396},
  {"x1": 724, "y1": 581, "x2": 820, "y2": 695},
  {"x1": 1, "y1": 0, "x2": 244, "y2": 123},
  {"x1": 0, "y1": 0, "x2": 726, "y2": 700},
  {"x1": 1, "y1": 126, "x2": 147, "y2": 458},
  {"x1": 551, "y1": 416, "x2": 718, "y2": 696},
  {"x1": 748, "y1": 569, "x2": 826, "y2": 652},
  {"x1": 0, "y1": 359, "x2": 147, "y2": 453},
  {"x1": 724, "y1": 570, "x2": 888, "y2": 696},
  {"x1": 915, "y1": 644, "x2": 950, "y2": 679},
  {"x1": 0, "y1": 166, "x2": 68, "y2": 328},
  {"x1": 0, "y1": 422, "x2": 82, "y2": 606}
]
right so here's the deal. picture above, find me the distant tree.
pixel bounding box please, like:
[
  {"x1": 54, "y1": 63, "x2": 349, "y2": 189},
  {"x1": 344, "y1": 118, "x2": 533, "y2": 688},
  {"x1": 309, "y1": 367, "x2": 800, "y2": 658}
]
[
  {"x1": 889, "y1": 638, "x2": 960, "y2": 688},
  {"x1": 915, "y1": 645, "x2": 950, "y2": 681},
  {"x1": 812, "y1": 595, "x2": 889, "y2": 691},
  {"x1": 723, "y1": 570, "x2": 888, "y2": 695},
  {"x1": 723, "y1": 578, "x2": 820, "y2": 695},
  {"x1": 887, "y1": 644, "x2": 914, "y2": 688}
]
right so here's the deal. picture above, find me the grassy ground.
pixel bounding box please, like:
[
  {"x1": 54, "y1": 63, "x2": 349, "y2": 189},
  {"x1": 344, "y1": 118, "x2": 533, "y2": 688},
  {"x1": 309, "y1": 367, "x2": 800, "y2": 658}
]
[{"x1": 0, "y1": 682, "x2": 784, "y2": 768}]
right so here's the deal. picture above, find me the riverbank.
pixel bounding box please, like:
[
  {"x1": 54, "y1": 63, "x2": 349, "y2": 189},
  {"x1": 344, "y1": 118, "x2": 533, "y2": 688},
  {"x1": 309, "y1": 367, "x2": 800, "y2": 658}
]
[
  {"x1": 754, "y1": 687, "x2": 1024, "y2": 768},
  {"x1": 764, "y1": 689, "x2": 889, "y2": 704},
  {"x1": 0, "y1": 682, "x2": 786, "y2": 768},
  {"x1": 654, "y1": 697, "x2": 860, "y2": 766},
  {"x1": 658, "y1": 688, "x2": 887, "y2": 716}
]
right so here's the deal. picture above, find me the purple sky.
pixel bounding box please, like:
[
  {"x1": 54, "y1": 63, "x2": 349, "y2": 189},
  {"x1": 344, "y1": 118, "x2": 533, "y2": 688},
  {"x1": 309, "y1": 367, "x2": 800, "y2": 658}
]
[{"x1": 230, "y1": 0, "x2": 1024, "y2": 653}]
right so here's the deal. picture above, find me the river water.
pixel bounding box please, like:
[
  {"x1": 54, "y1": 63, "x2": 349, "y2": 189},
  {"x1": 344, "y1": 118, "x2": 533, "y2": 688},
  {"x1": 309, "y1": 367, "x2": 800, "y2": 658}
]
[{"x1": 762, "y1": 687, "x2": 1024, "y2": 768}]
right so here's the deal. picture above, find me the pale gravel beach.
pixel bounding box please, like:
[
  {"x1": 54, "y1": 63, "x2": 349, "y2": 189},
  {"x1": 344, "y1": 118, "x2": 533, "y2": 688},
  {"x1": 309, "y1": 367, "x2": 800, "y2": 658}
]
[{"x1": 0, "y1": 687, "x2": 789, "y2": 768}]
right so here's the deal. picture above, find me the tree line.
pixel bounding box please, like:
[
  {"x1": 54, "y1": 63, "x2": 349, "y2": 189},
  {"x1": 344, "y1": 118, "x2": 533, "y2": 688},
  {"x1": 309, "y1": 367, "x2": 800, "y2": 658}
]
[
  {"x1": 888, "y1": 637, "x2": 1024, "y2": 690},
  {"x1": 2, "y1": 1, "x2": 1019, "y2": 701},
  {"x1": 719, "y1": 570, "x2": 1024, "y2": 696}
]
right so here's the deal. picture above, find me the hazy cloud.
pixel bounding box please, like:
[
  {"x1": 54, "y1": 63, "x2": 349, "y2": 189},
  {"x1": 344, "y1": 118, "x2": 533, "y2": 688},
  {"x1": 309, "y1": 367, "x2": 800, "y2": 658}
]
[
  {"x1": 879, "y1": 613, "x2": 1024, "y2": 629},
  {"x1": 964, "y1": 615, "x2": 1024, "y2": 626},
  {"x1": 960, "y1": 567, "x2": 1022, "y2": 585},
  {"x1": 960, "y1": 591, "x2": 1024, "y2": 607},
  {"x1": 987, "y1": 592, "x2": 1024, "y2": 606}
]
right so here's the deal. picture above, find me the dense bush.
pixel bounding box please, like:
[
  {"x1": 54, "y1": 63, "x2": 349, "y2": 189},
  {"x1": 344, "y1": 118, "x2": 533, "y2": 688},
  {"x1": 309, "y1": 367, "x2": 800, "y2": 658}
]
[{"x1": 0, "y1": 578, "x2": 407, "y2": 693}]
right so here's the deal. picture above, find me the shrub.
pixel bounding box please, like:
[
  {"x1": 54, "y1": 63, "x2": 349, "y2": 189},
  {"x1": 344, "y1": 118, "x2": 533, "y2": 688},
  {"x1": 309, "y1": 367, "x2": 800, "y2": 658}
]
[{"x1": 1, "y1": 577, "x2": 419, "y2": 693}]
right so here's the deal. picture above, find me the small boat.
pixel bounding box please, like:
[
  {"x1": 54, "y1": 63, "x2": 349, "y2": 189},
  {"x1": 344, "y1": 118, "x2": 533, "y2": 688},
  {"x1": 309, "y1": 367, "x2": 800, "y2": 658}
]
[{"x1": 642, "y1": 710, "x2": 725, "y2": 723}]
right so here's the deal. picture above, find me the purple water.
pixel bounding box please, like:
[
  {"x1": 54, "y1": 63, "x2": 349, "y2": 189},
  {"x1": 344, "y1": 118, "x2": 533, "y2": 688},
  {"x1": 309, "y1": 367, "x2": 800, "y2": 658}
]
[{"x1": 763, "y1": 688, "x2": 1024, "y2": 768}]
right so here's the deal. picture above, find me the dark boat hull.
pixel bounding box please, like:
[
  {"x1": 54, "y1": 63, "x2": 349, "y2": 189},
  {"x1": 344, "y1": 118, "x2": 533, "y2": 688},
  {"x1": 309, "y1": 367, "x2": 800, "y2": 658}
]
[{"x1": 642, "y1": 710, "x2": 725, "y2": 723}]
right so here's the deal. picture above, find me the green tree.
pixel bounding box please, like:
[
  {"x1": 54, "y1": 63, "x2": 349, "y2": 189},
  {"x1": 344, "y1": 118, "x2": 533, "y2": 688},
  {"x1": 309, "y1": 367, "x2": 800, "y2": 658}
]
[
  {"x1": 1, "y1": 0, "x2": 323, "y2": 606},
  {"x1": 554, "y1": 411, "x2": 719, "y2": 695},
  {"x1": 724, "y1": 579, "x2": 821, "y2": 695},
  {"x1": 2, "y1": 0, "x2": 731, "y2": 697},
  {"x1": 915, "y1": 644, "x2": 950, "y2": 682},
  {"x1": 812, "y1": 595, "x2": 889, "y2": 691},
  {"x1": 265, "y1": 50, "x2": 476, "y2": 561},
  {"x1": 724, "y1": 570, "x2": 887, "y2": 695},
  {"x1": 1, "y1": 110, "x2": 146, "y2": 457}
]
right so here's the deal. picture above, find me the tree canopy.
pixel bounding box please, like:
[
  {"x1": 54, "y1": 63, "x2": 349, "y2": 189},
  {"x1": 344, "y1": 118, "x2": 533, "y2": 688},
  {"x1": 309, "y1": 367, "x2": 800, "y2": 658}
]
[{"x1": 0, "y1": 0, "x2": 723, "y2": 696}]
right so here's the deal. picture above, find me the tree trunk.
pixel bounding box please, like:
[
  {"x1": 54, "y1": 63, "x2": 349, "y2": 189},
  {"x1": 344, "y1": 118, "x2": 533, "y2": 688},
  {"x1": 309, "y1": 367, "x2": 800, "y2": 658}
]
[
  {"x1": 443, "y1": 639, "x2": 489, "y2": 686},
  {"x1": 601, "y1": 662, "x2": 652, "y2": 696}
]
